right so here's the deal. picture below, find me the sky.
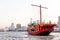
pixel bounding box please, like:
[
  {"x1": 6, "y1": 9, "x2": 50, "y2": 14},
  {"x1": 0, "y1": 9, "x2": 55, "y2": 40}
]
[{"x1": 0, "y1": 0, "x2": 60, "y2": 28}]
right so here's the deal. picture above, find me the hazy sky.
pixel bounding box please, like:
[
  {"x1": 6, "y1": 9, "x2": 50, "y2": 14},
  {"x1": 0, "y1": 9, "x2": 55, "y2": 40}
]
[{"x1": 0, "y1": 0, "x2": 60, "y2": 28}]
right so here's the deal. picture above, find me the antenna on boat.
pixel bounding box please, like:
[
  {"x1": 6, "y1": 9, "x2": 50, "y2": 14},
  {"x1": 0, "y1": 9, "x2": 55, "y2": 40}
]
[
  {"x1": 31, "y1": 4, "x2": 48, "y2": 24},
  {"x1": 30, "y1": 18, "x2": 33, "y2": 24}
]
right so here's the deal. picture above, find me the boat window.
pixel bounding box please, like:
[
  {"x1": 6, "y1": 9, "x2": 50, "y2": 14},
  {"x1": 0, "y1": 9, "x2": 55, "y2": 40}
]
[
  {"x1": 41, "y1": 26, "x2": 45, "y2": 29},
  {"x1": 31, "y1": 29, "x2": 35, "y2": 31},
  {"x1": 49, "y1": 26, "x2": 52, "y2": 28}
]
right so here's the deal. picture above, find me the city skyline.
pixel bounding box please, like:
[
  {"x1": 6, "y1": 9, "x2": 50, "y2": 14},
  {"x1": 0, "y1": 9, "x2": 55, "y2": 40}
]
[
  {"x1": 0, "y1": 0, "x2": 60, "y2": 28},
  {"x1": 0, "y1": 23, "x2": 27, "y2": 32}
]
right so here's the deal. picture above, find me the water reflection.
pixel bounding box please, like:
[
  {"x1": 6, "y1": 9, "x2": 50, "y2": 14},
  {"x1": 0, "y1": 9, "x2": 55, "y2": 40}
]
[
  {"x1": 26, "y1": 35, "x2": 54, "y2": 40},
  {"x1": 0, "y1": 32, "x2": 60, "y2": 40}
]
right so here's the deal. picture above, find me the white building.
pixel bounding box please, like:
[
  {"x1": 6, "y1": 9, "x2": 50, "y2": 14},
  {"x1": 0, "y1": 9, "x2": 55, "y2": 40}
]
[
  {"x1": 54, "y1": 16, "x2": 60, "y2": 32},
  {"x1": 8, "y1": 23, "x2": 15, "y2": 31},
  {"x1": 57, "y1": 16, "x2": 60, "y2": 26}
]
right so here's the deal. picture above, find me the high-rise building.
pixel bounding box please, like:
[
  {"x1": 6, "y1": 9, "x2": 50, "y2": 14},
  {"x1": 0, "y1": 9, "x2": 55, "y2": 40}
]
[
  {"x1": 8, "y1": 23, "x2": 15, "y2": 31},
  {"x1": 54, "y1": 16, "x2": 60, "y2": 32},
  {"x1": 16, "y1": 24, "x2": 21, "y2": 28},
  {"x1": 57, "y1": 16, "x2": 60, "y2": 26},
  {"x1": 15, "y1": 24, "x2": 21, "y2": 31}
]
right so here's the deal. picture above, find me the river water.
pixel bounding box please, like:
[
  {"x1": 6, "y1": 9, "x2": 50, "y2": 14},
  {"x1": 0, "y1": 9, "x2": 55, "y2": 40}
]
[{"x1": 0, "y1": 32, "x2": 60, "y2": 40}]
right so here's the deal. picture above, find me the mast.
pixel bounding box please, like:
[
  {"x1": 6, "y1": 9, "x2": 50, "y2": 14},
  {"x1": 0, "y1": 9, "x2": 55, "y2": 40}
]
[{"x1": 31, "y1": 4, "x2": 48, "y2": 24}]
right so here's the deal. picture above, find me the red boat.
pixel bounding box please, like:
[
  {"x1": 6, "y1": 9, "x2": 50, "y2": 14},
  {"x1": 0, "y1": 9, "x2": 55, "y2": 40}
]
[{"x1": 27, "y1": 4, "x2": 56, "y2": 36}]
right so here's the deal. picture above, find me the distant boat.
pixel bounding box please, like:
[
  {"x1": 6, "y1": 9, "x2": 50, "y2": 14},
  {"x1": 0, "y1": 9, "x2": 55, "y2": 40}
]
[{"x1": 54, "y1": 26, "x2": 60, "y2": 32}]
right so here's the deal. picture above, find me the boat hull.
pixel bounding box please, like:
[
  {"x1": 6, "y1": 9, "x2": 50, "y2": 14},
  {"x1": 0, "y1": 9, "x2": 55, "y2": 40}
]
[
  {"x1": 27, "y1": 28, "x2": 51, "y2": 36},
  {"x1": 27, "y1": 24, "x2": 56, "y2": 36}
]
